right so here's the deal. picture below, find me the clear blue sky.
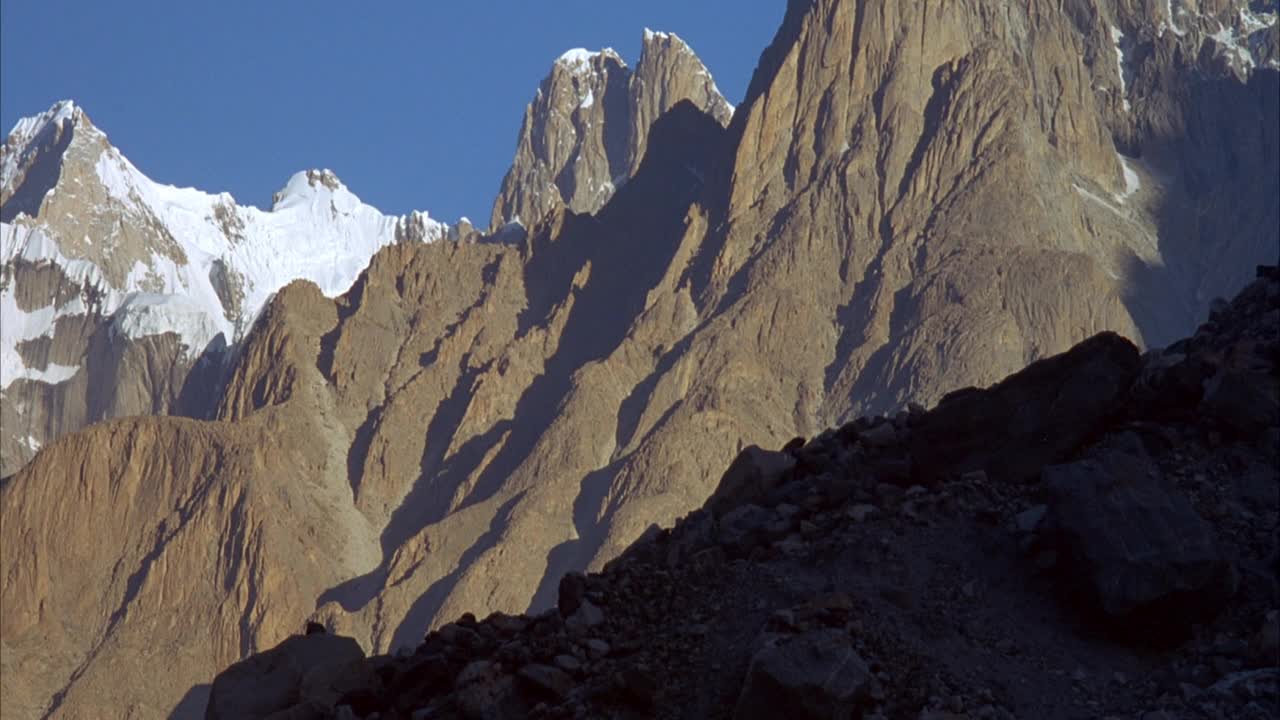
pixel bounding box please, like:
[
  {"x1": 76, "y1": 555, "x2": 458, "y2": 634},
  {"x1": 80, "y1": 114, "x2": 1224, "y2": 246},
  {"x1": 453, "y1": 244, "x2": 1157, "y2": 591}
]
[{"x1": 1, "y1": 1, "x2": 783, "y2": 225}]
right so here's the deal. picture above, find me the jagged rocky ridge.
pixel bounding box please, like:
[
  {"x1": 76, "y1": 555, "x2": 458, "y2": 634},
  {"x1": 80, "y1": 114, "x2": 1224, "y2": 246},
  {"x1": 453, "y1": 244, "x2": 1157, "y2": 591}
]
[
  {"x1": 206, "y1": 265, "x2": 1279, "y2": 719},
  {"x1": 1, "y1": 0, "x2": 1277, "y2": 718},
  {"x1": 0, "y1": 28, "x2": 738, "y2": 482}
]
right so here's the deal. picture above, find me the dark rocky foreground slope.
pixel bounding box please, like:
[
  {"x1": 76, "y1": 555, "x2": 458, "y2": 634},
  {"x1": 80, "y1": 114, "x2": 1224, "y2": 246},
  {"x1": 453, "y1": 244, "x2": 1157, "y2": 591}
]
[{"x1": 205, "y1": 268, "x2": 1279, "y2": 719}]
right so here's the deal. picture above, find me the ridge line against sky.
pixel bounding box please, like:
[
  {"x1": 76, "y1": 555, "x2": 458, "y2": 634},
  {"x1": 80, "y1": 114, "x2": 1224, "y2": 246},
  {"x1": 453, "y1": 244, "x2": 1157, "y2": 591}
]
[{"x1": 1, "y1": 0, "x2": 782, "y2": 226}]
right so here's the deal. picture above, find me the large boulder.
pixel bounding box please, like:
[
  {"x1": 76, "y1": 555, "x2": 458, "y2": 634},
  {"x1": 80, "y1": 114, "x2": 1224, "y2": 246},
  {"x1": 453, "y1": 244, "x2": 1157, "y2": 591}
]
[
  {"x1": 704, "y1": 446, "x2": 796, "y2": 518},
  {"x1": 1040, "y1": 433, "x2": 1235, "y2": 643},
  {"x1": 910, "y1": 332, "x2": 1141, "y2": 483},
  {"x1": 733, "y1": 629, "x2": 871, "y2": 720},
  {"x1": 204, "y1": 633, "x2": 365, "y2": 720}
]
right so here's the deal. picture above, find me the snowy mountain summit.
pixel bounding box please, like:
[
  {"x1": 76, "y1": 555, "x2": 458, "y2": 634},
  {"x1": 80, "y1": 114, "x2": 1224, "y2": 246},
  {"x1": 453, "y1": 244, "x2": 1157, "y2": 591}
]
[{"x1": 0, "y1": 100, "x2": 450, "y2": 473}]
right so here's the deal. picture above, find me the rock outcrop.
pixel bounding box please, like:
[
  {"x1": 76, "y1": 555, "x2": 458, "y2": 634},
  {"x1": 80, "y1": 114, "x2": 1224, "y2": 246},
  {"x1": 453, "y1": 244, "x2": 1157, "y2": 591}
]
[{"x1": 204, "y1": 265, "x2": 1279, "y2": 719}]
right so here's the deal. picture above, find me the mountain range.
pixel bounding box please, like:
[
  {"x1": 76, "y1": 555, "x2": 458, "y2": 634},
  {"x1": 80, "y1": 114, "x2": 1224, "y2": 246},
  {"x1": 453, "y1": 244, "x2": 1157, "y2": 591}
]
[{"x1": 0, "y1": 1, "x2": 1277, "y2": 717}]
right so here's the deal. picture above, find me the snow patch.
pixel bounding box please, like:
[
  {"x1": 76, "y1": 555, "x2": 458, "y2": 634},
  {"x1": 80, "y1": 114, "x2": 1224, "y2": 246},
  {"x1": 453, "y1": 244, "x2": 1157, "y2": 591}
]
[
  {"x1": 558, "y1": 48, "x2": 595, "y2": 65},
  {"x1": 1240, "y1": 7, "x2": 1277, "y2": 33},
  {"x1": 555, "y1": 47, "x2": 623, "y2": 74},
  {"x1": 4, "y1": 100, "x2": 78, "y2": 148},
  {"x1": 580, "y1": 87, "x2": 595, "y2": 109},
  {"x1": 1073, "y1": 183, "x2": 1126, "y2": 218},
  {"x1": 0, "y1": 226, "x2": 97, "y2": 389},
  {"x1": 1109, "y1": 25, "x2": 1133, "y2": 112},
  {"x1": 111, "y1": 292, "x2": 223, "y2": 354},
  {"x1": 1115, "y1": 153, "x2": 1141, "y2": 203},
  {"x1": 12, "y1": 363, "x2": 79, "y2": 386},
  {"x1": 1159, "y1": 0, "x2": 1187, "y2": 37},
  {"x1": 1210, "y1": 24, "x2": 1256, "y2": 69}
]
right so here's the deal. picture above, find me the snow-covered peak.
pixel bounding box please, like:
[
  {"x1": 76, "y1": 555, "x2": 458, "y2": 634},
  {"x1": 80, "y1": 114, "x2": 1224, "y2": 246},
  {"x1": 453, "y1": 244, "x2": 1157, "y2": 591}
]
[
  {"x1": 4, "y1": 100, "x2": 87, "y2": 149},
  {"x1": 1, "y1": 100, "x2": 453, "y2": 391},
  {"x1": 271, "y1": 168, "x2": 360, "y2": 212},
  {"x1": 642, "y1": 28, "x2": 683, "y2": 46},
  {"x1": 2, "y1": 100, "x2": 102, "y2": 198},
  {"x1": 555, "y1": 47, "x2": 625, "y2": 73}
]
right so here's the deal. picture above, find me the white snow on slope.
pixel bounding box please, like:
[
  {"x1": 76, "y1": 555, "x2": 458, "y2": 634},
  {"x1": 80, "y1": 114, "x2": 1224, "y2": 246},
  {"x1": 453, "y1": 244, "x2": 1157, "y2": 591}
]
[
  {"x1": 111, "y1": 292, "x2": 223, "y2": 354},
  {"x1": 556, "y1": 47, "x2": 622, "y2": 74},
  {"x1": 0, "y1": 101, "x2": 450, "y2": 391},
  {"x1": 1211, "y1": 23, "x2": 1256, "y2": 69},
  {"x1": 1159, "y1": 0, "x2": 1187, "y2": 37},
  {"x1": 1240, "y1": 7, "x2": 1277, "y2": 33},
  {"x1": 1110, "y1": 25, "x2": 1133, "y2": 112},
  {"x1": 1115, "y1": 153, "x2": 1141, "y2": 203},
  {"x1": 558, "y1": 48, "x2": 596, "y2": 65}
]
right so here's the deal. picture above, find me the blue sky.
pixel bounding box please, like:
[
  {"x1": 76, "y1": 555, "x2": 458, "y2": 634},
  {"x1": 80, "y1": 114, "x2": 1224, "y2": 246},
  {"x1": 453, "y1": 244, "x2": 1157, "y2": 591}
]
[{"x1": 1, "y1": 1, "x2": 782, "y2": 225}]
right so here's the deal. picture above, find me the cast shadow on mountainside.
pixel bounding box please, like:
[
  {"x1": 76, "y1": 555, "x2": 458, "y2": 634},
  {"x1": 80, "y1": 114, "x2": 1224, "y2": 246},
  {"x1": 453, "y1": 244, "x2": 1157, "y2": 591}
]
[
  {"x1": 527, "y1": 459, "x2": 624, "y2": 613},
  {"x1": 526, "y1": 325, "x2": 712, "y2": 612},
  {"x1": 167, "y1": 683, "x2": 210, "y2": 720},
  {"x1": 316, "y1": 103, "x2": 726, "y2": 636},
  {"x1": 388, "y1": 492, "x2": 526, "y2": 652},
  {"x1": 341, "y1": 256, "x2": 504, "y2": 523},
  {"x1": 1, "y1": 115, "x2": 73, "y2": 222},
  {"x1": 200, "y1": 264, "x2": 1280, "y2": 718},
  {"x1": 1118, "y1": 67, "x2": 1279, "y2": 347}
]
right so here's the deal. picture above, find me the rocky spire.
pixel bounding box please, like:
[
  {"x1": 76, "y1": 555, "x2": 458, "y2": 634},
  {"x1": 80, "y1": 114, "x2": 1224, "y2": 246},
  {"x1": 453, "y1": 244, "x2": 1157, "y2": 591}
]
[
  {"x1": 627, "y1": 29, "x2": 735, "y2": 177},
  {"x1": 488, "y1": 31, "x2": 734, "y2": 230},
  {"x1": 488, "y1": 48, "x2": 632, "y2": 230}
]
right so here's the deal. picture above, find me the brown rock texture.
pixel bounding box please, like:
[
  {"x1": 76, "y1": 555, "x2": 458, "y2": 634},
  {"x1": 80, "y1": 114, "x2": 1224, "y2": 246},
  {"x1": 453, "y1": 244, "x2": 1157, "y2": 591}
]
[
  {"x1": 203, "y1": 266, "x2": 1280, "y2": 720},
  {"x1": 1, "y1": 1, "x2": 1276, "y2": 718}
]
